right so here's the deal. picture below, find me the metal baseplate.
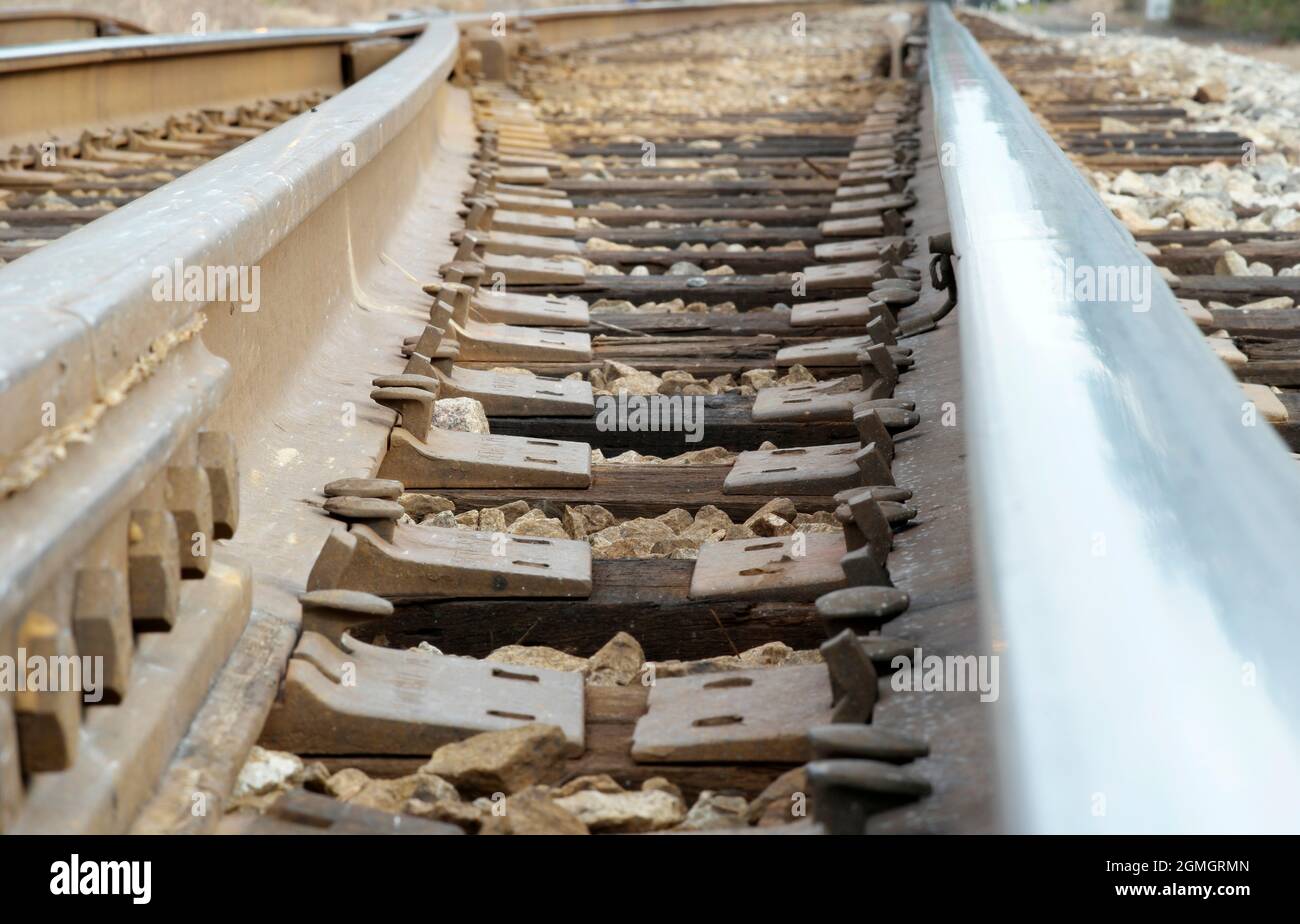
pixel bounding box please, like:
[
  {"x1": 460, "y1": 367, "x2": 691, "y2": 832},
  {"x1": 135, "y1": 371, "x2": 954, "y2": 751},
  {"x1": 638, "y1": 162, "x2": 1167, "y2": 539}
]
[
  {"x1": 260, "y1": 632, "x2": 586, "y2": 755},
  {"x1": 306, "y1": 522, "x2": 593, "y2": 600},
  {"x1": 398, "y1": 357, "x2": 594, "y2": 417},
  {"x1": 689, "y1": 531, "x2": 849, "y2": 602},
  {"x1": 369, "y1": 384, "x2": 591, "y2": 488}
]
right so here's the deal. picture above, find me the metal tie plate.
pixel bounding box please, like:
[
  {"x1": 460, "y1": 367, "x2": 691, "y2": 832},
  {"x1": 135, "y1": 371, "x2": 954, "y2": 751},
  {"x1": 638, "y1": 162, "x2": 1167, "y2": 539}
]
[
  {"x1": 826, "y1": 193, "x2": 914, "y2": 219},
  {"x1": 260, "y1": 632, "x2": 586, "y2": 754},
  {"x1": 306, "y1": 522, "x2": 593, "y2": 599},
  {"x1": 432, "y1": 365, "x2": 594, "y2": 417},
  {"x1": 790, "y1": 295, "x2": 893, "y2": 328},
  {"x1": 490, "y1": 208, "x2": 576, "y2": 237},
  {"x1": 454, "y1": 319, "x2": 592, "y2": 362},
  {"x1": 752, "y1": 378, "x2": 880, "y2": 422},
  {"x1": 776, "y1": 334, "x2": 876, "y2": 367},
  {"x1": 473, "y1": 287, "x2": 589, "y2": 326},
  {"x1": 800, "y1": 260, "x2": 885, "y2": 291},
  {"x1": 812, "y1": 237, "x2": 908, "y2": 263},
  {"x1": 820, "y1": 214, "x2": 883, "y2": 238},
  {"x1": 480, "y1": 253, "x2": 587, "y2": 285},
  {"x1": 378, "y1": 427, "x2": 592, "y2": 489},
  {"x1": 487, "y1": 191, "x2": 576, "y2": 216},
  {"x1": 724, "y1": 443, "x2": 862, "y2": 496},
  {"x1": 834, "y1": 181, "x2": 889, "y2": 199},
  {"x1": 457, "y1": 228, "x2": 582, "y2": 259},
  {"x1": 689, "y1": 532, "x2": 847, "y2": 601},
  {"x1": 631, "y1": 664, "x2": 833, "y2": 763}
]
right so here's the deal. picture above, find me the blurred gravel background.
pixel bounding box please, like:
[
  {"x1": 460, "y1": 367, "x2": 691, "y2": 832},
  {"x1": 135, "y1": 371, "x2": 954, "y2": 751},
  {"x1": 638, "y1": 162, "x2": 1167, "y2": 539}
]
[{"x1": 0, "y1": 0, "x2": 603, "y2": 33}]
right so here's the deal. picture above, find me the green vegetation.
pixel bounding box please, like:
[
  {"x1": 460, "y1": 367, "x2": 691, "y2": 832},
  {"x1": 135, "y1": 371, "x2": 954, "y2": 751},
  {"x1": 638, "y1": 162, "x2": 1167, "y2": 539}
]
[{"x1": 1175, "y1": 0, "x2": 1300, "y2": 41}]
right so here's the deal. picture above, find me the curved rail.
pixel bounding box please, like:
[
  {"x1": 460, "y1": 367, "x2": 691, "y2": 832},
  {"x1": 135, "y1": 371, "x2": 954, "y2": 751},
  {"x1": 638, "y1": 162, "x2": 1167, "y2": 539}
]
[
  {"x1": 0, "y1": 19, "x2": 422, "y2": 73},
  {"x1": 0, "y1": 0, "x2": 838, "y2": 833},
  {"x1": 930, "y1": 2, "x2": 1300, "y2": 833},
  {"x1": 0, "y1": 0, "x2": 829, "y2": 629},
  {"x1": 0, "y1": 12, "x2": 465, "y2": 831},
  {"x1": 0, "y1": 10, "x2": 460, "y2": 619},
  {"x1": 0, "y1": 17, "x2": 432, "y2": 146}
]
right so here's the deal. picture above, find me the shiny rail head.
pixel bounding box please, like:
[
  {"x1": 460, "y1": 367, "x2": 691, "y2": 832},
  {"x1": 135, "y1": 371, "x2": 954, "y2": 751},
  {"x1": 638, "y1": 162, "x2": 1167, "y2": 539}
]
[{"x1": 929, "y1": 2, "x2": 1300, "y2": 834}]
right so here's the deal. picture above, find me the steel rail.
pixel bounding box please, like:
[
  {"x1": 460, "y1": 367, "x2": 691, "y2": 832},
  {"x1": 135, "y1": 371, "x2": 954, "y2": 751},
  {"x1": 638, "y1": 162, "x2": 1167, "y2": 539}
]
[
  {"x1": 0, "y1": 1, "x2": 843, "y2": 634},
  {"x1": 0, "y1": 13, "x2": 461, "y2": 632},
  {"x1": 0, "y1": 1, "x2": 847, "y2": 831},
  {"x1": 930, "y1": 2, "x2": 1300, "y2": 834},
  {"x1": 0, "y1": 0, "x2": 817, "y2": 74},
  {"x1": 0, "y1": 2, "x2": 825, "y2": 146},
  {"x1": 0, "y1": 19, "x2": 424, "y2": 74},
  {"x1": 0, "y1": 10, "x2": 464, "y2": 832}
]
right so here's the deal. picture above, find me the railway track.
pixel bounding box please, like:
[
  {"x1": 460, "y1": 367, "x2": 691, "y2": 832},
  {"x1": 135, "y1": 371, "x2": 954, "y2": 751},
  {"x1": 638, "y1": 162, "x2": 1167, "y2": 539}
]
[
  {"x1": 0, "y1": 94, "x2": 328, "y2": 262},
  {"x1": 961, "y1": 12, "x2": 1300, "y2": 452},
  {"x1": 1, "y1": 1, "x2": 1298, "y2": 840}
]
